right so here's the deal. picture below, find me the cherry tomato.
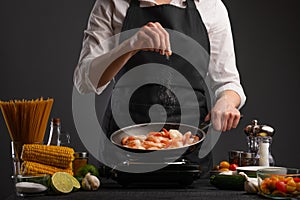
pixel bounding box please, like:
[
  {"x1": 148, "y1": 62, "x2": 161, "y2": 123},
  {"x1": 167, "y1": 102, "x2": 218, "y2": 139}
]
[
  {"x1": 284, "y1": 177, "x2": 293, "y2": 184},
  {"x1": 276, "y1": 181, "x2": 287, "y2": 193},
  {"x1": 286, "y1": 185, "x2": 296, "y2": 193},
  {"x1": 293, "y1": 177, "x2": 300, "y2": 183},
  {"x1": 229, "y1": 163, "x2": 239, "y2": 171},
  {"x1": 219, "y1": 161, "x2": 230, "y2": 169}
]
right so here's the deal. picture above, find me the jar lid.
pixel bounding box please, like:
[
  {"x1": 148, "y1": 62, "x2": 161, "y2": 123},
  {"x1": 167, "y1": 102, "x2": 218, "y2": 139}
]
[
  {"x1": 229, "y1": 150, "x2": 243, "y2": 156},
  {"x1": 74, "y1": 152, "x2": 89, "y2": 158}
]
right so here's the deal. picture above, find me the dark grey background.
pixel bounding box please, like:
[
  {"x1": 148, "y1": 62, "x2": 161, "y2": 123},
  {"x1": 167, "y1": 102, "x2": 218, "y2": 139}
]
[{"x1": 0, "y1": 0, "x2": 299, "y2": 199}]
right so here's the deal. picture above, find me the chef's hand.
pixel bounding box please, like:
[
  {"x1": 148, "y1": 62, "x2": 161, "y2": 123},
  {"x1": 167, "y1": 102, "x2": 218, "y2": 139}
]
[
  {"x1": 129, "y1": 22, "x2": 172, "y2": 57},
  {"x1": 205, "y1": 90, "x2": 242, "y2": 132}
]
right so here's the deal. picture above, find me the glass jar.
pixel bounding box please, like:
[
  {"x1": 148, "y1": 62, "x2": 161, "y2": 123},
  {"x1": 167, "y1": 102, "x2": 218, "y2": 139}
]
[
  {"x1": 241, "y1": 152, "x2": 256, "y2": 166},
  {"x1": 47, "y1": 118, "x2": 61, "y2": 146},
  {"x1": 73, "y1": 152, "x2": 89, "y2": 175},
  {"x1": 228, "y1": 150, "x2": 243, "y2": 166}
]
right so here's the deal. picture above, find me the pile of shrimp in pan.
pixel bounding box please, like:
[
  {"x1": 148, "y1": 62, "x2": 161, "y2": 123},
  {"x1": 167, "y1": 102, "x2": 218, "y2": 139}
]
[{"x1": 121, "y1": 128, "x2": 200, "y2": 150}]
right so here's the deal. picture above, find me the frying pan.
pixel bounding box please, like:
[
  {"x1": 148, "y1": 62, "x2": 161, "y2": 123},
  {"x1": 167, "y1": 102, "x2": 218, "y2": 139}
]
[{"x1": 110, "y1": 122, "x2": 206, "y2": 159}]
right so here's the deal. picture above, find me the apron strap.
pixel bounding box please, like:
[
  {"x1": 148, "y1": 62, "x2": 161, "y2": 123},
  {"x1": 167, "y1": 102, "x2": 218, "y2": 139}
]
[
  {"x1": 186, "y1": 0, "x2": 197, "y2": 9},
  {"x1": 130, "y1": 0, "x2": 140, "y2": 7},
  {"x1": 130, "y1": 0, "x2": 196, "y2": 9}
]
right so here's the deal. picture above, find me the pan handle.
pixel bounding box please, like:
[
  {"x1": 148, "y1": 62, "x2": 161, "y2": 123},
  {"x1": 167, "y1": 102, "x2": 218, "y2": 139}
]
[
  {"x1": 199, "y1": 114, "x2": 244, "y2": 132},
  {"x1": 122, "y1": 160, "x2": 187, "y2": 165},
  {"x1": 199, "y1": 121, "x2": 211, "y2": 133}
]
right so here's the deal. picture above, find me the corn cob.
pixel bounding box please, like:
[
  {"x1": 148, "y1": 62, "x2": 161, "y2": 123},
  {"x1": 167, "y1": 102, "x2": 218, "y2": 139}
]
[
  {"x1": 21, "y1": 144, "x2": 74, "y2": 169},
  {"x1": 21, "y1": 161, "x2": 73, "y2": 176}
]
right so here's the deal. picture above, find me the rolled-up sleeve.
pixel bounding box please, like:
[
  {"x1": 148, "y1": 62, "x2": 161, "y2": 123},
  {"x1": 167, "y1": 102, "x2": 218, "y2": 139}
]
[
  {"x1": 73, "y1": 0, "x2": 115, "y2": 95},
  {"x1": 205, "y1": 0, "x2": 246, "y2": 109}
]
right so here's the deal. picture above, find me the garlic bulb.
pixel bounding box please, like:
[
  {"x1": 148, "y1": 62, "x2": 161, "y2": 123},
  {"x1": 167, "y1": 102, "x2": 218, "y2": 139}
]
[
  {"x1": 239, "y1": 172, "x2": 259, "y2": 194},
  {"x1": 82, "y1": 172, "x2": 100, "y2": 190}
]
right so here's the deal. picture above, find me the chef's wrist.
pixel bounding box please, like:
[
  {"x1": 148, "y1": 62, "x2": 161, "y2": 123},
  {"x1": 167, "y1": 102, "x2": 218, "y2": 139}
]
[
  {"x1": 122, "y1": 39, "x2": 140, "y2": 57},
  {"x1": 216, "y1": 90, "x2": 241, "y2": 109}
]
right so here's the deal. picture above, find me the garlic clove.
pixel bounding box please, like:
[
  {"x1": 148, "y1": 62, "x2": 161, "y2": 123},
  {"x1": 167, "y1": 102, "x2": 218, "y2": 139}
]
[
  {"x1": 82, "y1": 172, "x2": 101, "y2": 191},
  {"x1": 239, "y1": 172, "x2": 259, "y2": 194},
  {"x1": 244, "y1": 180, "x2": 258, "y2": 194}
]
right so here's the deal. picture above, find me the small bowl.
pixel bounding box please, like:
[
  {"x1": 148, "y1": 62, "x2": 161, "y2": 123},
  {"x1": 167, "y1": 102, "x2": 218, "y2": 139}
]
[
  {"x1": 257, "y1": 167, "x2": 300, "y2": 199},
  {"x1": 14, "y1": 174, "x2": 50, "y2": 196},
  {"x1": 236, "y1": 166, "x2": 268, "y2": 177}
]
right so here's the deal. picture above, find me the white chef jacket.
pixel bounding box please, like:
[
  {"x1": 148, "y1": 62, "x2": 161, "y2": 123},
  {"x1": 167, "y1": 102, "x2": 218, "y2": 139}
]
[{"x1": 73, "y1": 0, "x2": 246, "y2": 108}]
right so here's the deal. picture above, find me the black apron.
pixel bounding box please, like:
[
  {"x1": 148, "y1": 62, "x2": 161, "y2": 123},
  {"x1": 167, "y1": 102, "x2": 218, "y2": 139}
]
[{"x1": 102, "y1": 0, "x2": 212, "y2": 178}]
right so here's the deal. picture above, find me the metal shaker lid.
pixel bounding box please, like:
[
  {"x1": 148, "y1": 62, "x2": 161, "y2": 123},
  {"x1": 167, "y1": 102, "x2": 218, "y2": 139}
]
[
  {"x1": 244, "y1": 119, "x2": 275, "y2": 137},
  {"x1": 74, "y1": 152, "x2": 89, "y2": 158}
]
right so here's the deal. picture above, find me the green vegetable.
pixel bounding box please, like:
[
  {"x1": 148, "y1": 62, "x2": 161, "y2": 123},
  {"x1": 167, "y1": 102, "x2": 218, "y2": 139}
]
[
  {"x1": 75, "y1": 164, "x2": 99, "y2": 177},
  {"x1": 210, "y1": 174, "x2": 246, "y2": 190}
]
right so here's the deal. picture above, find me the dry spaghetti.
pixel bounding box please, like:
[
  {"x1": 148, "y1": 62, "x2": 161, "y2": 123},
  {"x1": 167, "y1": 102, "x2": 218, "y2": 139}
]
[{"x1": 0, "y1": 98, "x2": 53, "y2": 159}]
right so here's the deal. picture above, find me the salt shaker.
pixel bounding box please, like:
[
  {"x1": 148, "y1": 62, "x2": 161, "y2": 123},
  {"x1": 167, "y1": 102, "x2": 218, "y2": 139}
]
[{"x1": 256, "y1": 136, "x2": 275, "y2": 166}]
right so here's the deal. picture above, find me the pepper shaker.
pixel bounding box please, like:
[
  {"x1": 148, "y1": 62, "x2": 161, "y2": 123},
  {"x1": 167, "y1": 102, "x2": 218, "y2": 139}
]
[{"x1": 244, "y1": 119, "x2": 275, "y2": 166}]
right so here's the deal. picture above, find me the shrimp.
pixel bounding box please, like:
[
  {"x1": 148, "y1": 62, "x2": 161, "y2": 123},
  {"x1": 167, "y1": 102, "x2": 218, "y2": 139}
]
[
  {"x1": 134, "y1": 135, "x2": 147, "y2": 141},
  {"x1": 182, "y1": 131, "x2": 192, "y2": 145},
  {"x1": 121, "y1": 136, "x2": 129, "y2": 145},
  {"x1": 126, "y1": 139, "x2": 142, "y2": 148},
  {"x1": 120, "y1": 128, "x2": 199, "y2": 150},
  {"x1": 121, "y1": 135, "x2": 146, "y2": 145},
  {"x1": 168, "y1": 138, "x2": 183, "y2": 148},
  {"x1": 161, "y1": 128, "x2": 170, "y2": 138},
  {"x1": 121, "y1": 136, "x2": 135, "y2": 145},
  {"x1": 143, "y1": 141, "x2": 165, "y2": 149},
  {"x1": 192, "y1": 135, "x2": 200, "y2": 142},
  {"x1": 148, "y1": 132, "x2": 163, "y2": 137},
  {"x1": 169, "y1": 129, "x2": 183, "y2": 140},
  {"x1": 145, "y1": 135, "x2": 161, "y2": 143}
]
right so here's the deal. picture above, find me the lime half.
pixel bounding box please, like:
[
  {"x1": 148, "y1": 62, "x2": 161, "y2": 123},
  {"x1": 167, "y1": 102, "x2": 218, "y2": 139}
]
[
  {"x1": 51, "y1": 172, "x2": 74, "y2": 194},
  {"x1": 69, "y1": 175, "x2": 81, "y2": 190}
]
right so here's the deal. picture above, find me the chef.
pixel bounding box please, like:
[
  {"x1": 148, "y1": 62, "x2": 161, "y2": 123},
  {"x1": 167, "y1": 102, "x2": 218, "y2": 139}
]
[{"x1": 74, "y1": 0, "x2": 246, "y2": 177}]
